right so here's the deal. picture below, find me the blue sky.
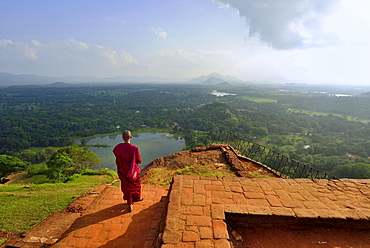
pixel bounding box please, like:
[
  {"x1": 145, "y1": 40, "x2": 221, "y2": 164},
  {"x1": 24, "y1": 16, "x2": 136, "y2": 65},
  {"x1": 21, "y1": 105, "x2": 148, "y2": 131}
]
[{"x1": 1, "y1": 0, "x2": 370, "y2": 85}]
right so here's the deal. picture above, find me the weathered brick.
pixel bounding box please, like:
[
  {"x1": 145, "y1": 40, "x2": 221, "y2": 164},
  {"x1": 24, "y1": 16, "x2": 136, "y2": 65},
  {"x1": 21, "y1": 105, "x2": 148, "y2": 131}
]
[
  {"x1": 224, "y1": 204, "x2": 249, "y2": 214},
  {"x1": 245, "y1": 198, "x2": 269, "y2": 207},
  {"x1": 162, "y1": 230, "x2": 181, "y2": 244},
  {"x1": 184, "y1": 206, "x2": 204, "y2": 216},
  {"x1": 270, "y1": 207, "x2": 295, "y2": 217},
  {"x1": 288, "y1": 192, "x2": 305, "y2": 201},
  {"x1": 232, "y1": 192, "x2": 246, "y2": 204},
  {"x1": 177, "y1": 242, "x2": 196, "y2": 248},
  {"x1": 303, "y1": 201, "x2": 329, "y2": 210},
  {"x1": 266, "y1": 180, "x2": 283, "y2": 190},
  {"x1": 293, "y1": 208, "x2": 319, "y2": 218},
  {"x1": 167, "y1": 203, "x2": 180, "y2": 218},
  {"x1": 205, "y1": 185, "x2": 225, "y2": 191},
  {"x1": 165, "y1": 218, "x2": 178, "y2": 230},
  {"x1": 160, "y1": 244, "x2": 176, "y2": 248},
  {"x1": 195, "y1": 240, "x2": 214, "y2": 248},
  {"x1": 213, "y1": 238, "x2": 232, "y2": 248},
  {"x1": 183, "y1": 179, "x2": 194, "y2": 188},
  {"x1": 248, "y1": 205, "x2": 272, "y2": 215},
  {"x1": 169, "y1": 190, "x2": 181, "y2": 205},
  {"x1": 212, "y1": 220, "x2": 229, "y2": 239},
  {"x1": 181, "y1": 188, "x2": 194, "y2": 205},
  {"x1": 359, "y1": 209, "x2": 370, "y2": 219},
  {"x1": 194, "y1": 183, "x2": 205, "y2": 194},
  {"x1": 212, "y1": 191, "x2": 233, "y2": 199},
  {"x1": 265, "y1": 194, "x2": 283, "y2": 207},
  {"x1": 230, "y1": 186, "x2": 243, "y2": 193},
  {"x1": 280, "y1": 199, "x2": 304, "y2": 208},
  {"x1": 172, "y1": 175, "x2": 183, "y2": 191},
  {"x1": 193, "y1": 194, "x2": 206, "y2": 206},
  {"x1": 186, "y1": 216, "x2": 212, "y2": 226},
  {"x1": 211, "y1": 204, "x2": 225, "y2": 219},
  {"x1": 203, "y1": 206, "x2": 211, "y2": 216},
  {"x1": 244, "y1": 192, "x2": 265, "y2": 199},
  {"x1": 212, "y1": 180, "x2": 223, "y2": 185},
  {"x1": 275, "y1": 190, "x2": 292, "y2": 200},
  {"x1": 183, "y1": 230, "x2": 199, "y2": 242},
  {"x1": 257, "y1": 181, "x2": 273, "y2": 191},
  {"x1": 318, "y1": 198, "x2": 342, "y2": 210},
  {"x1": 315, "y1": 208, "x2": 345, "y2": 219},
  {"x1": 194, "y1": 179, "x2": 212, "y2": 185},
  {"x1": 242, "y1": 185, "x2": 262, "y2": 192},
  {"x1": 212, "y1": 197, "x2": 235, "y2": 204},
  {"x1": 297, "y1": 190, "x2": 319, "y2": 201},
  {"x1": 199, "y1": 226, "x2": 213, "y2": 239}
]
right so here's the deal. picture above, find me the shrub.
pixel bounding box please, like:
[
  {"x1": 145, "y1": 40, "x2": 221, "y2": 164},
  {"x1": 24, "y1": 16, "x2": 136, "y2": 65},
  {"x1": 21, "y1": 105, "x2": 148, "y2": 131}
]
[
  {"x1": 81, "y1": 168, "x2": 117, "y2": 179},
  {"x1": 0, "y1": 155, "x2": 30, "y2": 178},
  {"x1": 26, "y1": 163, "x2": 49, "y2": 176}
]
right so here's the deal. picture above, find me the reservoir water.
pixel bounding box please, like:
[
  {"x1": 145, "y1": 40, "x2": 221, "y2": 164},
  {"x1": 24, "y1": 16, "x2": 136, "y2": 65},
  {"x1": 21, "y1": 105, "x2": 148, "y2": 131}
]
[{"x1": 76, "y1": 132, "x2": 186, "y2": 170}]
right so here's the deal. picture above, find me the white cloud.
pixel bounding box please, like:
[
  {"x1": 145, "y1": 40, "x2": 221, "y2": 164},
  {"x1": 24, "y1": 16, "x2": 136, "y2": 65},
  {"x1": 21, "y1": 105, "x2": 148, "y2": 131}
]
[
  {"x1": 151, "y1": 27, "x2": 168, "y2": 39},
  {"x1": 0, "y1": 39, "x2": 13, "y2": 47},
  {"x1": 0, "y1": 39, "x2": 143, "y2": 77},
  {"x1": 214, "y1": 0, "x2": 341, "y2": 50}
]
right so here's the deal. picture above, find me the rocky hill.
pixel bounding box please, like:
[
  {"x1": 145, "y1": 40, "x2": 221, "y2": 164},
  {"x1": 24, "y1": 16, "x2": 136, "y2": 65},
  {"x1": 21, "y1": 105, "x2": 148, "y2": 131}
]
[{"x1": 141, "y1": 144, "x2": 279, "y2": 185}]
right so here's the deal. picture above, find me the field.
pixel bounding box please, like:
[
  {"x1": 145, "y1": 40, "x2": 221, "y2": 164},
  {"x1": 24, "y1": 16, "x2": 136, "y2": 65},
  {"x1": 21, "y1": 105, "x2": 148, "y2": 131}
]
[{"x1": 0, "y1": 174, "x2": 114, "y2": 233}]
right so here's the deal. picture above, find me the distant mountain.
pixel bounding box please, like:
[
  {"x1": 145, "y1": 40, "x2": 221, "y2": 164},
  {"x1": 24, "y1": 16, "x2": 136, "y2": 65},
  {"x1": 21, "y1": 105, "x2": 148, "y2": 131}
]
[
  {"x1": 0, "y1": 72, "x2": 188, "y2": 86},
  {"x1": 0, "y1": 71, "x2": 245, "y2": 86},
  {"x1": 188, "y1": 72, "x2": 245, "y2": 84}
]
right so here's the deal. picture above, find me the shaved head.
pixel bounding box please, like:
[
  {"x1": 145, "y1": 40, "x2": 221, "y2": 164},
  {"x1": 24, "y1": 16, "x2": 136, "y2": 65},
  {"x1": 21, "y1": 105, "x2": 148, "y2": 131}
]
[{"x1": 122, "y1": 130, "x2": 132, "y2": 142}]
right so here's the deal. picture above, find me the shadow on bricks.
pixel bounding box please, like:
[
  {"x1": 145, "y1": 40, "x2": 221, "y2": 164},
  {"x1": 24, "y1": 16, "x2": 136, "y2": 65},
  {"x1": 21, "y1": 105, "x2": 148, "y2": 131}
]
[
  {"x1": 55, "y1": 203, "x2": 130, "y2": 243},
  {"x1": 99, "y1": 202, "x2": 161, "y2": 248}
]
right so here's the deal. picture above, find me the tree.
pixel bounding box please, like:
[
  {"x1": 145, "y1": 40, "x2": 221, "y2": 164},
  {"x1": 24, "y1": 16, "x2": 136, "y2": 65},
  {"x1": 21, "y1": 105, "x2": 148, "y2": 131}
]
[
  {"x1": 19, "y1": 150, "x2": 37, "y2": 163},
  {"x1": 46, "y1": 154, "x2": 75, "y2": 181},
  {"x1": 37, "y1": 147, "x2": 56, "y2": 162},
  {"x1": 0, "y1": 155, "x2": 30, "y2": 177},
  {"x1": 333, "y1": 163, "x2": 370, "y2": 179},
  {"x1": 51, "y1": 146, "x2": 101, "y2": 174}
]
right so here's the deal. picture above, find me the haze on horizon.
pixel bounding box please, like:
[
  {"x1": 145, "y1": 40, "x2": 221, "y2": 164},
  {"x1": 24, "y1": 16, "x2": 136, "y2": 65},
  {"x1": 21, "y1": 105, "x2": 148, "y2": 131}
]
[{"x1": 1, "y1": 0, "x2": 370, "y2": 85}]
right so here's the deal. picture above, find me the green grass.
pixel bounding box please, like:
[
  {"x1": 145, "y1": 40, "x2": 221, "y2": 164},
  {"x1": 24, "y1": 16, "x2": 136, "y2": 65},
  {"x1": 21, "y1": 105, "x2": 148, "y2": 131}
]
[
  {"x1": 0, "y1": 174, "x2": 113, "y2": 232},
  {"x1": 238, "y1": 96, "x2": 277, "y2": 103},
  {"x1": 145, "y1": 167, "x2": 174, "y2": 186},
  {"x1": 145, "y1": 164, "x2": 236, "y2": 186},
  {"x1": 289, "y1": 108, "x2": 370, "y2": 123}
]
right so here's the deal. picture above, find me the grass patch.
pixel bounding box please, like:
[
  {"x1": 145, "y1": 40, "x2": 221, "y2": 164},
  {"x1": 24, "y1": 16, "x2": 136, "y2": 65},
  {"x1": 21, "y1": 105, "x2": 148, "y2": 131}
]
[
  {"x1": 238, "y1": 96, "x2": 277, "y2": 103},
  {"x1": 289, "y1": 108, "x2": 370, "y2": 123},
  {"x1": 0, "y1": 174, "x2": 114, "y2": 232},
  {"x1": 145, "y1": 167, "x2": 174, "y2": 186},
  {"x1": 0, "y1": 238, "x2": 6, "y2": 245},
  {"x1": 247, "y1": 171, "x2": 270, "y2": 178},
  {"x1": 145, "y1": 163, "x2": 236, "y2": 186},
  {"x1": 175, "y1": 164, "x2": 237, "y2": 178}
]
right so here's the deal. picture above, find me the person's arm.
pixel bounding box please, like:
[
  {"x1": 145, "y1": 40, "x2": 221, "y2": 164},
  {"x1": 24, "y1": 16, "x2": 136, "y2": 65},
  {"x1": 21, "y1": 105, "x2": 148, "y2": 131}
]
[{"x1": 136, "y1": 147, "x2": 142, "y2": 164}]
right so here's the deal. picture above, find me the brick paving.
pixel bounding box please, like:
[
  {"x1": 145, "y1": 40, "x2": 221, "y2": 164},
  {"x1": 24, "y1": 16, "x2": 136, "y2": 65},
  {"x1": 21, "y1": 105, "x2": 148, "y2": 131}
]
[
  {"x1": 161, "y1": 175, "x2": 370, "y2": 247},
  {"x1": 3, "y1": 184, "x2": 169, "y2": 248},
  {"x1": 3, "y1": 176, "x2": 370, "y2": 248},
  {"x1": 52, "y1": 184, "x2": 169, "y2": 248}
]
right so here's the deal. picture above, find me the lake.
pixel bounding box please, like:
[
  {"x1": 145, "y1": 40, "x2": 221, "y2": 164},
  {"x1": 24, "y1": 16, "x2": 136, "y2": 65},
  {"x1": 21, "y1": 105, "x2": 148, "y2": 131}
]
[{"x1": 76, "y1": 132, "x2": 186, "y2": 170}]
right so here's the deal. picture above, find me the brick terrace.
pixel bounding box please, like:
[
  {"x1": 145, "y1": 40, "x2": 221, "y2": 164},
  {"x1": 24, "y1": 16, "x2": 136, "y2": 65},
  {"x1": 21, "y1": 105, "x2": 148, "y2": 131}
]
[
  {"x1": 3, "y1": 176, "x2": 370, "y2": 248},
  {"x1": 161, "y1": 175, "x2": 370, "y2": 247}
]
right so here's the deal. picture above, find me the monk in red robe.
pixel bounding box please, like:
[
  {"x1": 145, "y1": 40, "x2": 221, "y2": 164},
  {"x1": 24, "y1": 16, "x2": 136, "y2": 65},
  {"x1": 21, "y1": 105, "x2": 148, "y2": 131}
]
[{"x1": 113, "y1": 130, "x2": 143, "y2": 212}]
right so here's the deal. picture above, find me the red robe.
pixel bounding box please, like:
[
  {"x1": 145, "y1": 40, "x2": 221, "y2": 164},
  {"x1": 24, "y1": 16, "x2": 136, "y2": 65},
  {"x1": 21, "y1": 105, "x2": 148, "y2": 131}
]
[{"x1": 113, "y1": 143, "x2": 142, "y2": 204}]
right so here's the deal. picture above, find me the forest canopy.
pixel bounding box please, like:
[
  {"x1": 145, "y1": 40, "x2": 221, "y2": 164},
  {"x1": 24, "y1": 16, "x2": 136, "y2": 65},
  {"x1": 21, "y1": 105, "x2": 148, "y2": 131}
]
[{"x1": 1, "y1": 83, "x2": 370, "y2": 178}]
